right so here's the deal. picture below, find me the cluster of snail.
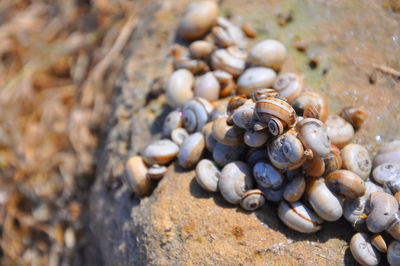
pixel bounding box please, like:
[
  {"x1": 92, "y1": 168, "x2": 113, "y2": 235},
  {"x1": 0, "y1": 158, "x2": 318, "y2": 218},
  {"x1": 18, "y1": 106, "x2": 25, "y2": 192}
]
[{"x1": 123, "y1": 1, "x2": 400, "y2": 265}]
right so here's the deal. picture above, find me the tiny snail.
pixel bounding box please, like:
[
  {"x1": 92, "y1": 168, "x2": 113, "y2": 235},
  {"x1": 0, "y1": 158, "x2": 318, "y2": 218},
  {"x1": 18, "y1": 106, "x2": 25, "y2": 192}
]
[
  {"x1": 178, "y1": 132, "x2": 205, "y2": 169},
  {"x1": 273, "y1": 72, "x2": 303, "y2": 104},
  {"x1": 237, "y1": 67, "x2": 277, "y2": 96},
  {"x1": 219, "y1": 161, "x2": 253, "y2": 204},
  {"x1": 240, "y1": 189, "x2": 266, "y2": 211},
  {"x1": 325, "y1": 115, "x2": 354, "y2": 148},
  {"x1": 143, "y1": 139, "x2": 180, "y2": 166},
  {"x1": 350, "y1": 233, "x2": 381, "y2": 266},
  {"x1": 248, "y1": 39, "x2": 287, "y2": 70},
  {"x1": 124, "y1": 156, "x2": 155, "y2": 197},
  {"x1": 341, "y1": 143, "x2": 372, "y2": 180},
  {"x1": 195, "y1": 159, "x2": 221, "y2": 192}
]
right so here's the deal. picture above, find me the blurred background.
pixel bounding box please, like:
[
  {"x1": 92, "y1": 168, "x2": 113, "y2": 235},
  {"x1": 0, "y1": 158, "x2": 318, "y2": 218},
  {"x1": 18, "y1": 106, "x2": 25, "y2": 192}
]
[{"x1": 0, "y1": 0, "x2": 137, "y2": 264}]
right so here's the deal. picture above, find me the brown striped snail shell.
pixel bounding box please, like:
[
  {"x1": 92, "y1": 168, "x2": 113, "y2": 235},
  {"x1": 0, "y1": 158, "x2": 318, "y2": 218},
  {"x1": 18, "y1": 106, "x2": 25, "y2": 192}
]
[
  {"x1": 339, "y1": 107, "x2": 367, "y2": 129},
  {"x1": 325, "y1": 115, "x2": 354, "y2": 148},
  {"x1": 323, "y1": 144, "x2": 342, "y2": 175},
  {"x1": 306, "y1": 177, "x2": 343, "y2": 222},
  {"x1": 240, "y1": 189, "x2": 266, "y2": 211},
  {"x1": 237, "y1": 67, "x2": 277, "y2": 96},
  {"x1": 163, "y1": 110, "x2": 183, "y2": 137},
  {"x1": 283, "y1": 175, "x2": 306, "y2": 202},
  {"x1": 212, "y1": 142, "x2": 245, "y2": 167},
  {"x1": 371, "y1": 234, "x2": 387, "y2": 253},
  {"x1": 372, "y1": 163, "x2": 400, "y2": 185},
  {"x1": 194, "y1": 72, "x2": 220, "y2": 102},
  {"x1": 166, "y1": 69, "x2": 194, "y2": 108},
  {"x1": 387, "y1": 240, "x2": 400, "y2": 266},
  {"x1": 189, "y1": 40, "x2": 215, "y2": 59},
  {"x1": 325, "y1": 170, "x2": 366, "y2": 199},
  {"x1": 147, "y1": 164, "x2": 168, "y2": 180},
  {"x1": 124, "y1": 156, "x2": 155, "y2": 197},
  {"x1": 212, "y1": 117, "x2": 244, "y2": 145},
  {"x1": 182, "y1": 97, "x2": 213, "y2": 133},
  {"x1": 177, "y1": 132, "x2": 205, "y2": 169},
  {"x1": 173, "y1": 57, "x2": 210, "y2": 74},
  {"x1": 213, "y1": 70, "x2": 235, "y2": 97},
  {"x1": 171, "y1": 128, "x2": 189, "y2": 146},
  {"x1": 243, "y1": 129, "x2": 268, "y2": 148},
  {"x1": 248, "y1": 39, "x2": 287, "y2": 71},
  {"x1": 293, "y1": 91, "x2": 328, "y2": 122},
  {"x1": 255, "y1": 97, "x2": 297, "y2": 127},
  {"x1": 195, "y1": 159, "x2": 221, "y2": 192},
  {"x1": 251, "y1": 88, "x2": 279, "y2": 102},
  {"x1": 341, "y1": 143, "x2": 372, "y2": 180},
  {"x1": 202, "y1": 121, "x2": 217, "y2": 152},
  {"x1": 219, "y1": 161, "x2": 253, "y2": 204},
  {"x1": 211, "y1": 46, "x2": 247, "y2": 77},
  {"x1": 350, "y1": 233, "x2": 381, "y2": 266},
  {"x1": 253, "y1": 161, "x2": 284, "y2": 189},
  {"x1": 278, "y1": 200, "x2": 323, "y2": 233},
  {"x1": 227, "y1": 94, "x2": 247, "y2": 115},
  {"x1": 296, "y1": 118, "x2": 331, "y2": 158},
  {"x1": 273, "y1": 73, "x2": 303, "y2": 104},
  {"x1": 143, "y1": 139, "x2": 180, "y2": 166},
  {"x1": 232, "y1": 100, "x2": 256, "y2": 130},
  {"x1": 177, "y1": 1, "x2": 219, "y2": 41},
  {"x1": 267, "y1": 117, "x2": 285, "y2": 137},
  {"x1": 373, "y1": 139, "x2": 400, "y2": 168},
  {"x1": 367, "y1": 191, "x2": 398, "y2": 233}
]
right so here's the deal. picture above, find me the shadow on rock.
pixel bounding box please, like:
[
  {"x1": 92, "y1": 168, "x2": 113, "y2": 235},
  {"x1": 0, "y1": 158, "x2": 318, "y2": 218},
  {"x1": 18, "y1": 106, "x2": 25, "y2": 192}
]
[{"x1": 150, "y1": 104, "x2": 172, "y2": 135}]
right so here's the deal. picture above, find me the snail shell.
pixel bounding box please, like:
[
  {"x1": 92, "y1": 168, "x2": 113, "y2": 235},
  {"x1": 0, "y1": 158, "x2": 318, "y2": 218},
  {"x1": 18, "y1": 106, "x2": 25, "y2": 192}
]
[
  {"x1": 384, "y1": 178, "x2": 400, "y2": 195},
  {"x1": 189, "y1": 40, "x2": 215, "y2": 59},
  {"x1": 214, "y1": 17, "x2": 247, "y2": 48},
  {"x1": 306, "y1": 177, "x2": 343, "y2": 221},
  {"x1": 166, "y1": 69, "x2": 194, "y2": 108},
  {"x1": 177, "y1": 132, "x2": 205, "y2": 169},
  {"x1": 163, "y1": 110, "x2": 183, "y2": 137},
  {"x1": 227, "y1": 94, "x2": 247, "y2": 115},
  {"x1": 251, "y1": 88, "x2": 279, "y2": 102},
  {"x1": 171, "y1": 128, "x2": 189, "y2": 146},
  {"x1": 343, "y1": 196, "x2": 368, "y2": 228},
  {"x1": 237, "y1": 67, "x2": 277, "y2": 95},
  {"x1": 372, "y1": 163, "x2": 400, "y2": 185},
  {"x1": 194, "y1": 72, "x2": 220, "y2": 102},
  {"x1": 293, "y1": 92, "x2": 328, "y2": 122},
  {"x1": 202, "y1": 121, "x2": 217, "y2": 152},
  {"x1": 374, "y1": 140, "x2": 400, "y2": 168},
  {"x1": 367, "y1": 191, "x2": 398, "y2": 233},
  {"x1": 213, "y1": 70, "x2": 235, "y2": 97},
  {"x1": 143, "y1": 139, "x2": 180, "y2": 166},
  {"x1": 177, "y1": 1, "x2": 219, "y2": 41},
  {"x1": 296, "y1": 118, "x2": 331, "y2": 158},
  {"x1": 283, "y1": 175, "x2": 306, "y2": 202},
  {"x1": 248, "y1": 39, "x2": 287, "y2": 70},
  {"x1": 243, "y1": 129, "x2": 268, "y2": 147},
  {"x1": 387, "y1": 213, "x2": 400, "y2": 241},
  {"x1": 182, "y1": 97, "x2": 213, "y2": 133},
  {"x1": 278, "y1": 200, "x2": 323, "y2": 233},
  {"x1": 212, "y1": 142, "x2": 245, "y2": 167},
  {"x1": 210, "y1": 102, "x2": 228, "y2": 121},
  {"x1": 273, "y1": 73, "x2": 303, "y2": 104},
  {"x1": 339, "y1": 107, "x2": 367, "y2": 129},
  {"x1": 195, "y1": 159, "x2": 221, "y2": 192},
  {"x1": 350, "y1": 233, "x2": 381, "y2": 266},
  {"x1": 267, "y1": 117, "x2": 285, "y2": 137},
  {"x1": 323, "y1": 144, "x2": 343, "y2": 175},
  {"x1": 219, "y1": 161, "x2": 253, "y2": 204},
  {"x1": 253, "y1": 162, "x2": 284, "y2": 189},
  {"x1": 211, "y1": 46, "x2": 247, "y2": 77},
  {"x1": 124, "y1": 156, "x2": 154, "y2": 197},
  {"x1": 232, "y1": 100, "x2": 256, "y2": 130},
  {"x1": 262, "y1": 186, "x2": 285, "y2": 202},
  {"x1": 341, "y1": 143, "x2": 372, "y2": 180},
  {"x1": 371, "y1": 234, "x2": 387, "y2": 253},
  {"x1": 246, "y1": 148, "x2": 268, "y2": 168},
  {"x1": 240, "y1": 189, "x2": 266, "y2": 211},
  {"x1": 212, "y1": 117, "x2": 244, "y2": 145},
  {"x1": 387, "y1": 240, "x2": 400, "y2": 266},
  {"x1": 325, "y1": 170, "x2": 366, "y2": 199},
  {"x1": 173, "y1": 57, "x2": 210, "y2": 74},
  {"x1": 147, "y1": 164, "x2": 168, "y2": 180},
  {"x1": 255, "y1": 97, "x2": 297, "y2": 126},
  {"x1": 325, "y1": 115, "x2": 354, "y2": 148},
  {"x1": 303, "y1": 155, "x2": 325, "y2": 177}
]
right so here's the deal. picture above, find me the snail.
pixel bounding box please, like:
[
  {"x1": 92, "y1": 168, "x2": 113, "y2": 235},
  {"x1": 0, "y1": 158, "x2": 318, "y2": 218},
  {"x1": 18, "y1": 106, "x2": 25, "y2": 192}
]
[
  {"x1": 323, "y1": 144, "x2": 343, "y2": 175},
  {"x1": 213, "y1": 70, "x2": 235, "y2": 97},
  {"x1": 387, "y1": 240, "x2": 400, "y2": 266},
  {"x1": 387, "y1": 213, "x2": 400, "y2": 241},
  {"x1": 194, "y1": 72, "x2": 220, "y2": 101},
  {"x1": 303, "y1": 154, "x2": 325, "y2": 177},
  {"x1": 202, "y1": 121, "x2": 217, "y2": 152},
  {"x1": 293, "y1": 91, "x2": 328, "y2": 122},
  {"x1": 163, "y1": 110, "x2": 183, "y2": 137},
  {"x1": 296, "y1": 118, "x2": 331, "y2": 157},
  {"x1": 240, "y1": 189, "x2": 266, "y2": 211},
  {"x1": 166, "y1": 69, "x2": 194, "y2": 108},
  {"x1": 212, "y1": 142, "x2": 245, "y2": 167},
  {"x1": 283, "y1": 175, "x2": 306, "y2": 202},
  {"x1": 277, "y1": 200, "x2": 323, "y2": 233},
  {"x1": 219, "y1": 161, "x2": 253, "y2": 204},
  {"x1": 373, "y1": 139, "x2": 400, "y2": 168},
  {"x1": 350, "y1": 233, "x2": 381, "y2": 266},
  {"x1": 243, "y1": 129, "x2": 268, "y2": 147},
  {"x1": 339, "y1": 107, "x2": 367, "y2": 129},
  {"x1": 195, "y1": 159, "x2": 221, "y2": 192},
  {"x1": 177, "y1": 132, "x2": 205, "y2": 169},
  {"x1": 246, "y1": 148, "x2": 268, "y2": 168},
  {"x1": 237, "y1": 67, "x2": 277, "y2": 95},
  {"x1": 232, "y1": 100, "x2": 256, "y2": 130},
  {"x1": 171, "y1": 128, "x2": 189, "y2": 146},
  {"x1": 325, "y1": 115, "x2": 354, "y2": 148},
  {"x1": 367, "y1": 191, "x2": 398, "y2": 233},
  {"x1": 227, "y1": 94, "x2": 247, "y2": 115},
  {"x1": 177, "y1": 1, "x2": 219, "y2": 41},
  {"x1": 211, "y1": 46, "x2": 247, "y2": 77},
  {"x1": 212, "y1": 117, "x2": 244, "y2": 145},
  {"x1": 182, "y1": 97, "x2": 213, "y2": 133},
  {"x1": 261, "y1": 186, "x2": 285, "y2": 202},
  {"x1": 251, "y1": 88, "x2": 279, "y2": 102},
  {"x1": 248, "y1": 39, "x2": 287, "y2": 70},
  {"x1": 124, "y1": 156, "x2": 155, "y2": 197},
  {"x1": 273, "y1": 73, "x2": 303, "y2": 104},
  {"x1": 372, "y1": 163, "x2": 400, "y2": 185},
  {"x1": 211, "y1": 17, "x2": 247, "y2": 48},
  {"x1": 189, "y1": 40, "x2": 215, "y2": 59},
  {"x1": 341, "y1": 143, "x2": 372, "y2": 180},
  {"x1": 253, "y1": 161, "x2": 284, "y2": 189},
  {"x1": 147, "y1": 164, "x2": 168, "y2": 180},
  {"x1": 325, "y1": 170, "x2": 366, "y2": 199},
  {"x1": 143, "y1": 139, "x2": 180, "y2": 166},
  {"x1": 371, "y1": 234, "x2": 387, "y2": 253}
]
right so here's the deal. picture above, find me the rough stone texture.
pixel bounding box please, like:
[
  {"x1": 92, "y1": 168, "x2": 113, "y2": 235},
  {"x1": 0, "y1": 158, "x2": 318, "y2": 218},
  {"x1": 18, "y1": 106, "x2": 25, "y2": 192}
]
[{"x1": 90, "y1": 0, "x2": 400, "y2": 265}]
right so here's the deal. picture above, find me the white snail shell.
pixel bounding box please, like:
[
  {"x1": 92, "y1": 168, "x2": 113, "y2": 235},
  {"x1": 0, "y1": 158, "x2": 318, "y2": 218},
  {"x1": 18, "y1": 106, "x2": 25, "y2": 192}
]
[
  {"x1": 195, "y1": 159, "x2": 221, "y2": 192},
  {"x1": 171, "y1": 127, "x2": 189, "y2": 146},
  {"x1": 166, "y1": 69, "x2": 194, "y2": 108},
  {"x1": 248, "y1": 39, "x2": 287, "y2": 70},
  {"x1": 213, "y1": 70, "x2": 235, "y2": 97},
  {"x1": 350, "y1": 233, "x2": 381, "y2": 266},
  {"x1": 163, "y1": 110, "x2": 183, "y2": 137},
  {"x1": 143, "y1": 139, "x2": 180, "y2": 166},
  {"x1": 387, "y1": 240, "x2": 400, "y2": 266},
  {"x1": 219, "y1": 161, "x2": 253, "y2": 204},
  {"x1": 273, "y1": 72, "x2": 303, "y2": 104},
  {"x1": 296, "y1": 118, "x2": 331, "y2": 158},
  {"x1": 341, "y1": 143, "x2": 372, "y2": 180},
  {"x1": 278, "y1": 200, "x2": 323, "y2": 233},
  {"x1": 240, "y1": 189, "x2": 266, "y2": 211},
  {"x1": 189, "y1": 40, "x2": 215, "y2": 59},
  {"x1": 194, "y1": 72, "x2": 220, "y2": 102},
  {"x1": 367, "y1": 191, "x2": 398, "y2": 233},
  {"x1": 232, "y1": 100, "x2": 256, "y2": 130},
  {"x1": 283, "y1": 175, "x2": 306, "y2": 202},
  {"x1": 212, "y1": 142, "x2": 245, "y2": 167},
  {"x1": 372, "y1": 163, "x2": 400, "y2": 185},
  {"x1": 211, "y1": 46, "x2": 247, "y2": 77},
  {"x1": 213, "y1": 17, "x2": 247, "y2": 48},
  {"x1": 124, "y1": 156, "x2": 154, "y2": 197},
  {"x1": 253, "y1": 162, "x2": 284, "y2": 189},
  {"x1": 325, "y1": 115, "x2": 354, "y2": 148},
  {"x1": 182, "y1": 97, "x2": 213, "y2": 133},
  {"x1": 178, "y1": 132, "x2": 205, "y2": 169},
  {"x1": 212, "y1": 117, "x2": 244, "y2": 145},
  {"x1": 202, "y1": 121, "x2": 217, "y2": 152},
  {"x1": 237, "y1": 67, "x2": 277, "y2": 95},
  {"x1": 373, "y1": 139, "x2": 400, "y2": 168},
  {"x1": 147, "y1": 164, "x2": 168, "y2": 180},
  {"x1": 177, "y1": 1, "x2": 219, "y2": 41},
  {"x1": 243, "y1": 129, "x2": 268, "y2": 148}
]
